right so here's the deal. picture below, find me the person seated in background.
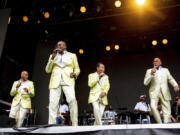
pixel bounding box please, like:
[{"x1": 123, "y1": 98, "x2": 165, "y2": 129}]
[
  {"x1": 104, "y1": 105, "x2": 117, "y2": 118},
  {"x1": 171, "y1": 98, "x2": 180, "y2": 123},
  {"x1": 83, "y1": 107, "x2": 93, "y2": 117},
  {"x1": 134, "y1": 95, "x2": 152, "y2": 124},
  {"x1": 103, "y1": 105, "x2": 117, "y2": 125},
  {"x1": 172, "y1": 96, "x2": 180, "y2": 108},
  {"x1": 157, "y1": 103, "x2": 164, "y2": 123},
  {"x1": 56, "y1": 98, "x2": 69, "y2": 125},
  {"x1": 22, "y1": 107, "x2": 36, "y2": 126}
]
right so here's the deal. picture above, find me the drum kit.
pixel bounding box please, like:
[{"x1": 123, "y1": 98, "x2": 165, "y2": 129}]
[
  {"x1": 85, "y1": 110, "x2": 118, "y2": 125},
  {"x1": 81, "y1": 107, "x2": 152, "y2": 125},
  {"x1": 82, "y1": 107, "x2": 127, "y2": 125},
  {"x1": 102, "y1": 110, "x2": 117, "y2": 125},
  {"x1": 0, "y1": 99, "x2": 36, "y2": 126},
  {"x1": 0, "y1": 100, "x2": 152, "y2": 126}
]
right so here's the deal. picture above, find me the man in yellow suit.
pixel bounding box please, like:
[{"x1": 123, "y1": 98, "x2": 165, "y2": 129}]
[
  {"x1": 46, "y1": 40, "x2": 80, "y2": 126},
  {"x1": 88, "y1": 63, "x2": 110, "y2": 125},
  {"x1": 9, "y1": 71, "x2": 35, "y2": 127},
  {"x1": 144, "y1": 57, "x2": 179, "y2": 123}
]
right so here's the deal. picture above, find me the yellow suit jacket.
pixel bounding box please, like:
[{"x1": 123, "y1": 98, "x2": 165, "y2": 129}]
[
  {"x1": 10, "y1": 80, "x2": 35, "y2": 109},
  {"x1": 144, "y1": 67, "x2": 178, "y2": 100},
  {"x1": 88, "y1": 72, "x2": 110, "y2": 105},
  {"x1": 45, "y1": 51, "x2": 80, "y2": 89}
]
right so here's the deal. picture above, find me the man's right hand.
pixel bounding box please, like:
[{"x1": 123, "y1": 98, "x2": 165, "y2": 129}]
[
  {"x1": 51, "y1": 49, "x2": 58, "y2": 60},
  {"x1": 99, "y1": 72, "x2": 104, "y2": 78},
  {"x1": 174, "y1": 86, "x2": 180, "y2": 92},
  {"x1": 99, "y1": 92, "x2": 106, "y2": 98},
  {"x1": 16, "y1": 82, "x2": 21, "y2": 88},
  {"x1": 151, "y1": 68, "x2": 156, "y2": 75}
]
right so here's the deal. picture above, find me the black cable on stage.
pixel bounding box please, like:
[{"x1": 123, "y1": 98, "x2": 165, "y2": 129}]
[{"x1": 12, "y1": 124, "x2": 60, "y2": 133}]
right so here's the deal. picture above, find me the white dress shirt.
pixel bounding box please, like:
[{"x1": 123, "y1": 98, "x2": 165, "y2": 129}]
[
  {"x1": 98, "y1": 74, "x2": 106, "y2": 103},
  {"x1": 56, "y1": 51, "x2": 68, "y2": 68},
  {"x1": 134, "y1": 101, "x2": 151, "y2": 112},
  {"x1": 18, "y1": 80, "x2": 29, "y2": 94},
  {"x1": 99, "y1": 76, "x2": 105, "y2": 87},
  {"x1": 58, "y1": 104, "x2": 69, "y2": 113},
  {"x1": 154, "y1": 66, "x2": 162, "y2": 81}
]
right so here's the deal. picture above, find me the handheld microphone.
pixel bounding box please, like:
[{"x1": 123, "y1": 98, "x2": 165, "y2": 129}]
[
  {"x1": 53, "y1": 48, "x2": 61, "y2": 54},
  {"x1": 151, "y1": 65, "x2": 158, "y2": 75},
  {"x1": 55, "y1": 48, "x2": 61, "y2": 53},
  {"x1": 154, "y1": 65, "x2": 158, "y2": 70},
  {"x1": 18, "y1": 80, "x2": 22, "y2": 85}
]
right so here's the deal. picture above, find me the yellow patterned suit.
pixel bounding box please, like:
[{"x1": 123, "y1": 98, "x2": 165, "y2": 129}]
[
  {"x1": 144, "y1": 67, "x2": 178, "y2": 123},
  {"x1": 46, "y1": 51, "x2": 80, "y2": 125},
  {"x1": 9, "y1": 80, "x2": 35, "y2": 127},
  {"x1": 46, "y1": 52, "x2": 80, "y2": 88},
  {"x1": 88, "y1": 72, "x2": 110, "y2": 125}
]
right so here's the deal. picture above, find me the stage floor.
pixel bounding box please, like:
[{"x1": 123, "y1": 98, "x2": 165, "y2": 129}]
[{"x1": 1, "y1": 123, "x2": 180, "y2": 135}]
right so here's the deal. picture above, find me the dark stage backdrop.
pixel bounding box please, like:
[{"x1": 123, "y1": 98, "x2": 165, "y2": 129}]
[
  {"x1": 0, "y1": 9, "x2": 10, "y2": 60},
  {"x1": 32, "y1": 41, "x2": 180, "y2": 124}
]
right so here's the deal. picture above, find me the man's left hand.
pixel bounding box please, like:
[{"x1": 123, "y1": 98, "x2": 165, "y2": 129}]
[
  {"x1": 174, "y1": 86, "x2": 180, "y2": 92},
  {"x1": 100, "y1": 92, "x2": 106, "y2": 98},
  {"x1": 70, "y1": 72, "x2": 76, "y2": 78},
  {"x1": 24, "y1": 88, "x2": 29, "y2": 93}
]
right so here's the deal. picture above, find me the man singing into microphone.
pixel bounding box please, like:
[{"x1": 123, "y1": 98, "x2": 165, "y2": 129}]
[
  {"x1": 9, "y1": 71, "x2": 35, "y2": 127},
  {"x1": 144, "y1": 57, "x2": 179, "y2": 123},
  {"x1": 46, "y1": 40, "x2": 80, "y2": 126},
  {"x1": 88, "y1": 63, "x2": 110, "y2": 125}
]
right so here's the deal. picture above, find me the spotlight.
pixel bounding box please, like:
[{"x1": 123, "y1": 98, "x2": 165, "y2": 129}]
[
  {"x1": 114, "y1": 44, "x2": 120, "y2": 50},
  {"x1": 8, "y1": 16, "x2": 11, "y2": 24},
  {"x1": 136, "y1": 0, "x2": 146, "y2": 6},
  {"x1": 96, "y1": 6, "x2": 101, "y2": 13},
  {"x1": 44, "y1": 12, "x2": 50, "y2": 19},
  {"x1": 162, "y1": 39, "x2": 168, "y2": 45},
  {"x1": 23, "y1": 16, "x2": 28, "y2": 22},
  {"x1": 80, "y1": 6, "x2": 86, "y2": 13},
  {"x1": 114, "y1": 0, "x2": 121, "y2": 8},
  {"x1": 152, "y1": 40, "x2": 157, "y2": 46},
  {"x1": 69, "y1": 11, "x2": 74, "y2": 17},
  {"x1": 106, "y1": 46, "x2": 111, "y2": 51},
  {"x1": 37, "y1": 20, "x2": 41, "y2": 24},
  {"x1": 45, "y1": 30, "x2": 48, "y2": 34},
  {"x1": 79, "y1": 49, "x2": 84, "y2": 54}
]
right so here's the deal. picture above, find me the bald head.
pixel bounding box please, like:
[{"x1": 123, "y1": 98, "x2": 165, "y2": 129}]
[
  {"x1": 56, "y1": 41, "x2": 67, "y2": 53},
  {"x1": 153, "y1": 57, "x2": 162, "y2": 67},
  {"x1": 21, "y1": 71, "x2": 29, "y2": 81}
]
